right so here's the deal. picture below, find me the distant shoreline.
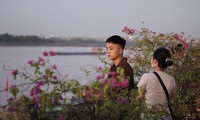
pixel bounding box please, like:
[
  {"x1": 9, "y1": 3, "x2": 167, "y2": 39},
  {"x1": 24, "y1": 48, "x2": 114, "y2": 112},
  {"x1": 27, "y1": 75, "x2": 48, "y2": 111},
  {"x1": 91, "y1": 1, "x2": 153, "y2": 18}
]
[
  {"x1": 0, "y1": 33, "x2": 105, "y2": 47},
  {"x1": 0, "y1": 33, "x2": 134, "y2": 47}
]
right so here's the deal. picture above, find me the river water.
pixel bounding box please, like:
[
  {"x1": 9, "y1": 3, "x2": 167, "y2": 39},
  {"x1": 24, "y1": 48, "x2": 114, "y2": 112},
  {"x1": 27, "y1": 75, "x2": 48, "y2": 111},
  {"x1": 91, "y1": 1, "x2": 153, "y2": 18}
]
[{"x1": 0, "y1": 46, "x2": 107, "y2": 106}]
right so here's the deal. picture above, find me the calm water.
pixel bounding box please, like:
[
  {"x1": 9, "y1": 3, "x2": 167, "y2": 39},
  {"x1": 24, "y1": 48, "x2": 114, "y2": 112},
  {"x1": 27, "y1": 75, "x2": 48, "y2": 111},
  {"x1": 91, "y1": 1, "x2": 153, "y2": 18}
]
[{"x1": 0, "y1": 46, "x2": 107, "y2": 106}]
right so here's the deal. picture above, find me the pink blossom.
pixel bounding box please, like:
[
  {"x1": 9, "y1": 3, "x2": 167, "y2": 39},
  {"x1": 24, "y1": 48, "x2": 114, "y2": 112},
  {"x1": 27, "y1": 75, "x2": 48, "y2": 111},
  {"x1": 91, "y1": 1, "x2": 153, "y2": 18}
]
[
  {"x1": 190, "y1": 38, "x2": 194, "y2": 44},
  {"x1": 49, "y1": 51, "x2": 56, "y2": 56},
  {"x1": 96, "y1": 75, "x2": 101, "y2": 80},
  {"x1": 109, "y1": 71, "x2": 116, "y2": 77},
  {"x1": 96, "y1": 67, "x2": 102, "y2": 72},
  {"x1": 11, "y1": 69, "x2": 18, "y2": 76},
  {"x1": 119, "y1": 79, "x2": 128, "y2": 88},
  {"x1": 122, "y1": 27, "x2": 135, "y2": 35},
  {"x1": 101, "y1": 74, "x2": 105, "y2": 79},
  {"x1": 184, "y1": 42, "x2": 189, "y2": 48},
  {"x1": 53, "y1": 75, "x2": 58, "y2": 80},
  {"x1": 111, "y1": 82, "x2": 118, "y2": 88},
  {"x1": 52, "y1": 64, "x2": 57, "y2": 69},
  {"x1": 27, "y1": 60, "x2": 33, "y2": 65},
  {"x1": 43, "y1": 75, "x2": 47, "y2": 80},
  {"x1": 43, "y1": 51, "x2": 48, "y2": 57},
  {"x1": 7, "y1": 97, "x2": 14, "y2": 102},
  {"x1": 180, "y1": 32, "x2": 185, "y2": 35},
  {"x1": 180, "y1": 40, "x2": 189, "y2": 48},
  {"x1": 173, "y1": 34, "x2": 180, "y2": 40},
  {"x1": 159, "y1": 33, "x2": 165, "y2": 37},
  {"x1": 181, "y1": 51, "x2": 187, "y2": 57},
  {"x1": 110, "y1": 78, "x2": 116, "y2": 84},
  {"x1": 103, "y1": 79, "x2": 107, "y2": 84},
  {"x1": 83, "y1": 90, "x2": 92, "y2": 101},
  {"x1": 152, "y1": 32, "x2": 156, "y2": 35},
  {"x1": 31, "y1": 86, "x2": 41, "y2": 97},
  {"x1": 36, "y1": 81, "x2": 45, "y2": 87},
  {"x1": 110, "y1": 78, "x2": 118, "y2": 88},
  {"x1": 38, "y1": 57, "x2": 44, "y2": 62}
]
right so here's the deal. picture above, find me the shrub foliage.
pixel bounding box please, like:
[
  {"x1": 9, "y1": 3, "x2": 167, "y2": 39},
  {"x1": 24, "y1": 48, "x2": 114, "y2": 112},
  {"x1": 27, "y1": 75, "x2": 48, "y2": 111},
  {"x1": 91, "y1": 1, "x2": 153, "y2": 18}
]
[{"x1": 2, "y1": 26, "x2": 200, "y2": 120}]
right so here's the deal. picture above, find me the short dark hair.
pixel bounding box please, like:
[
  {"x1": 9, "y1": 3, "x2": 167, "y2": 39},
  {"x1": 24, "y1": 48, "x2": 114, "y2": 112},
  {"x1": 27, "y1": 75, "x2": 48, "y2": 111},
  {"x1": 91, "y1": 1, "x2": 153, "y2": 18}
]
[
  {"x1": 105, "y1": 35, "x2": 126, "y2": 49},
  {"x1": 153, "y1": 47, "x2": 173, "y2": 68}
]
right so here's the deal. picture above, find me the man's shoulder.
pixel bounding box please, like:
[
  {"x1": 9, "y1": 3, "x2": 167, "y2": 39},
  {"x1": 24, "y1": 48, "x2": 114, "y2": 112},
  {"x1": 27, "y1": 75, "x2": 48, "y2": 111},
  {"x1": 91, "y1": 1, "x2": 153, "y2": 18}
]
[{"x1": 119, "y1": 62, "x2": 133, "y2": 74}]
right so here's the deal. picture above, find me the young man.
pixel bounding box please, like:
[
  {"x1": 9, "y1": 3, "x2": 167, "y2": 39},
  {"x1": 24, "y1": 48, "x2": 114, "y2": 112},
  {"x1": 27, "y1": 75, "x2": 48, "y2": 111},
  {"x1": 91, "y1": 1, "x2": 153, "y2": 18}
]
[{"x1": 105, "y1": 35, "x2": 134, "y2": 91}]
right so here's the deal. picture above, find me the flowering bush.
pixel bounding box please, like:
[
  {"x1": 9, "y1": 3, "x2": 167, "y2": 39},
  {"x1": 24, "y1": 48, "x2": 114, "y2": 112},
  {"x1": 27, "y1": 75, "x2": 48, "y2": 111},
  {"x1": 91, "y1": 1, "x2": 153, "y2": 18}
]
[
  {"x1": 121, "y1": 26, "x2": 200, "y2": 119},
  {"x1": 6, "y1": 51, "x2": 83, "y2": 119},
  {"x1": 2, "y1": 25, "x2": 200, "y2": 120},
  {"x1": 68, "y1": 26, "x2": 200, "y2": 119}
]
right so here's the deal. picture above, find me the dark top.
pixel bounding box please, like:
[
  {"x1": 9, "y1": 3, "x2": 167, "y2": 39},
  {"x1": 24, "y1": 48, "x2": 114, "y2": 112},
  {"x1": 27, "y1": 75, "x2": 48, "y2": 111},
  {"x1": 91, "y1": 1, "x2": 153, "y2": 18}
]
[{"x1": 108, "y1": 57, "x2": 134, "y2": 91}]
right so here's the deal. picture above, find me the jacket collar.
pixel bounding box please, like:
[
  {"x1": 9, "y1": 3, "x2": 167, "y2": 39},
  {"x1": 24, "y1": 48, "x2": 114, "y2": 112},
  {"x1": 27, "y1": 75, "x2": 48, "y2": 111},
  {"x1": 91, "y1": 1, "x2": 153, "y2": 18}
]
[{"x1": 112, "y1": 57, "x2": 127, "y2": 67}]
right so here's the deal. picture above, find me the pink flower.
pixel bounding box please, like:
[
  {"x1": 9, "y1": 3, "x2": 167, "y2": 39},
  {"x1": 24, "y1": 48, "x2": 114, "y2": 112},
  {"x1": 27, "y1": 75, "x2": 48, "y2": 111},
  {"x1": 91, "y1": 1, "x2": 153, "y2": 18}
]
[
  {"x1": 49, "y1": 51, "x2": 56, "y2": 56},
  {"x1": 31, "y1": 86, "x2": 42, "y2": 97},
  {"x1": 101, "y1": 74, "x2": 105, "y2": 79},
  {"x1": 103, "y1": 79, "x2": 107, "y2": 84},
  {"x1": 96, "y1": 67, "x2": 102, "y2": 72},
  {"x1": 52, "y1": 64, "x2": 57, "y2": 69},
  {"x1": 110, "y1": 78, "x2": 118, "y2": 88},
  {"x1": 96, "y1": 75, "x2": 101, "y2": 80},
  {"x1": 7, "y1": 97, "x2": 14, "y2": 102},
  {"x1": 27, "y1": 60, "x2": 33, "y2": 65},
  {"x1": 110, "y1": 78, "x2": 116, "y2": 84},
  {"x1": 11, "y1": 69, "x2": 18, "y2": 76},
  {"x1": 173, "y1": 34, "x2": 180, "y2": 40},
  {"x1": 190, "y1": 38, "x2": 194, "y2": 44},
  {"x1": 152, "y1": 32, "x2": 156, "y2": 35},
  {"x1": 111, "y1": 82, "x2": 118, "y2": 88},
  {"x1": 180, "y1": 32, "x2": 185, "y2": 35},
  {"x1": 43, "y1": 51, "x2": 48, "y2": 57},
  {"x1": 159, "y1": 33, "x2": 165, "y2": 37},
  {"x1": 43, "y1": 75, "x2": 47, "y2": 80},
  {"x1": 119, "y1": 79, "x2": 128, "y2": 88},
  {"x1": 109, "y1": 71, "x2": 116, "y2": 77},
  {"x1": 184, "y1": 42, "x2": 188, "y2": 48},
  {"x1": 38, "y1": 57, "x2": 44, "y2": 62},
  {"x1": 53, "y1": 75, "x2": 58, "y2": 80},
  {"x1": 36, "y1": 82, "x2": 45, "y2": 88},
  {"x1": 122, "y1": 27, "x2": 135, "y2": 35}
]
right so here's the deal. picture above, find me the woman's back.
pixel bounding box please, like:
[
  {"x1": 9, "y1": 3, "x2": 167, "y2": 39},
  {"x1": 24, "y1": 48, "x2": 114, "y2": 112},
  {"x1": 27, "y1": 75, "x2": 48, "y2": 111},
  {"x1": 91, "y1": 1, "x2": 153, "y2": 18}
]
[{"x1": 138, "y1": 71, "x2": 176, "y2": 106}]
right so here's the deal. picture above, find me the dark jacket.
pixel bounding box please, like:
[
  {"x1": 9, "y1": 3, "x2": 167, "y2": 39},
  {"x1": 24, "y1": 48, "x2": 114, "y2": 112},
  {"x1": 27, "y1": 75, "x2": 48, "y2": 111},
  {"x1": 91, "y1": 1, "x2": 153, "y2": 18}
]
[{"x1": 108, "y1": 57, "x2": 134, "y2": 91}]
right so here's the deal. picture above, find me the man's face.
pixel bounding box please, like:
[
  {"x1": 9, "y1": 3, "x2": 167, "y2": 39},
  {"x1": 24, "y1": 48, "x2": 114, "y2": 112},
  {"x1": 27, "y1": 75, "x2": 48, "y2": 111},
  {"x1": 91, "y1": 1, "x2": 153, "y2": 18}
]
[{"x1": 106, "y1": 42, "x2": 123, "y2": 60}]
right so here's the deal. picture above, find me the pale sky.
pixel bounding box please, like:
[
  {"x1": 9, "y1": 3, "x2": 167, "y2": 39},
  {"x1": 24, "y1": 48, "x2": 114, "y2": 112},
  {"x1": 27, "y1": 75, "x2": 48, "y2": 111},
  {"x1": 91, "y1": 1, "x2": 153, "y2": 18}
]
[{"x1": 0, "y1": 0, "x2": 200, "y2": 38}]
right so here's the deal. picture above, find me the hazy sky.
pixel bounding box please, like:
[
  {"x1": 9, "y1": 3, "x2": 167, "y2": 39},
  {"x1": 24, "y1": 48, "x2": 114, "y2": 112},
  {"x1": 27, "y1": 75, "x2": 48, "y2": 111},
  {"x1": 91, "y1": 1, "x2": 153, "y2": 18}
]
[{"x1": 0, "y1": 0, "x2": 200, "y2": 38}]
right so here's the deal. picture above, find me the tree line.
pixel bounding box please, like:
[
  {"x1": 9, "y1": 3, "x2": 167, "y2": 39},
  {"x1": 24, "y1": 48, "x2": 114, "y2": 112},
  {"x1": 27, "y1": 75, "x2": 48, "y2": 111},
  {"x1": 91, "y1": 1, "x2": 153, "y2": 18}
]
[{"x1": 0, "y1": 33, "x2": 105, "y2": 47}]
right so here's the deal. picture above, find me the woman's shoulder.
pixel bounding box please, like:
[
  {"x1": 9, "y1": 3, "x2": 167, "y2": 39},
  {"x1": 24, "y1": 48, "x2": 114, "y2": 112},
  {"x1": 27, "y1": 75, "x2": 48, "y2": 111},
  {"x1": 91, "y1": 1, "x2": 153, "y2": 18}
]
[
  {"x1": 137, "y1": 72, "x2": 155, "y2": 87},
  {"x1": 158, "y1": 71, "x2": 175, "y2": 81},
  {"x1": 141, "y1": 72, "x2": 155, "y2": 79}
]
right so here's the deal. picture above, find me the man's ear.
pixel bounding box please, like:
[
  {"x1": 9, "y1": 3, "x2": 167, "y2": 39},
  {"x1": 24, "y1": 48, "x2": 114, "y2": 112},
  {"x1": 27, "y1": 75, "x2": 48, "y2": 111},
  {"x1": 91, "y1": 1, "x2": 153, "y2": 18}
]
[{"x1": 119, "y1": 48, "x2": 123, "y2": 55}]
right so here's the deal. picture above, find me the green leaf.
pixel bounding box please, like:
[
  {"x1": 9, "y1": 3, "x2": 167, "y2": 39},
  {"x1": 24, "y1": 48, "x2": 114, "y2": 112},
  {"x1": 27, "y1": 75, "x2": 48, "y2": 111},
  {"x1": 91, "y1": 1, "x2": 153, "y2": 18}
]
[{"x1": 10, "y1": 87, "x2": 19, "y2": 98}]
